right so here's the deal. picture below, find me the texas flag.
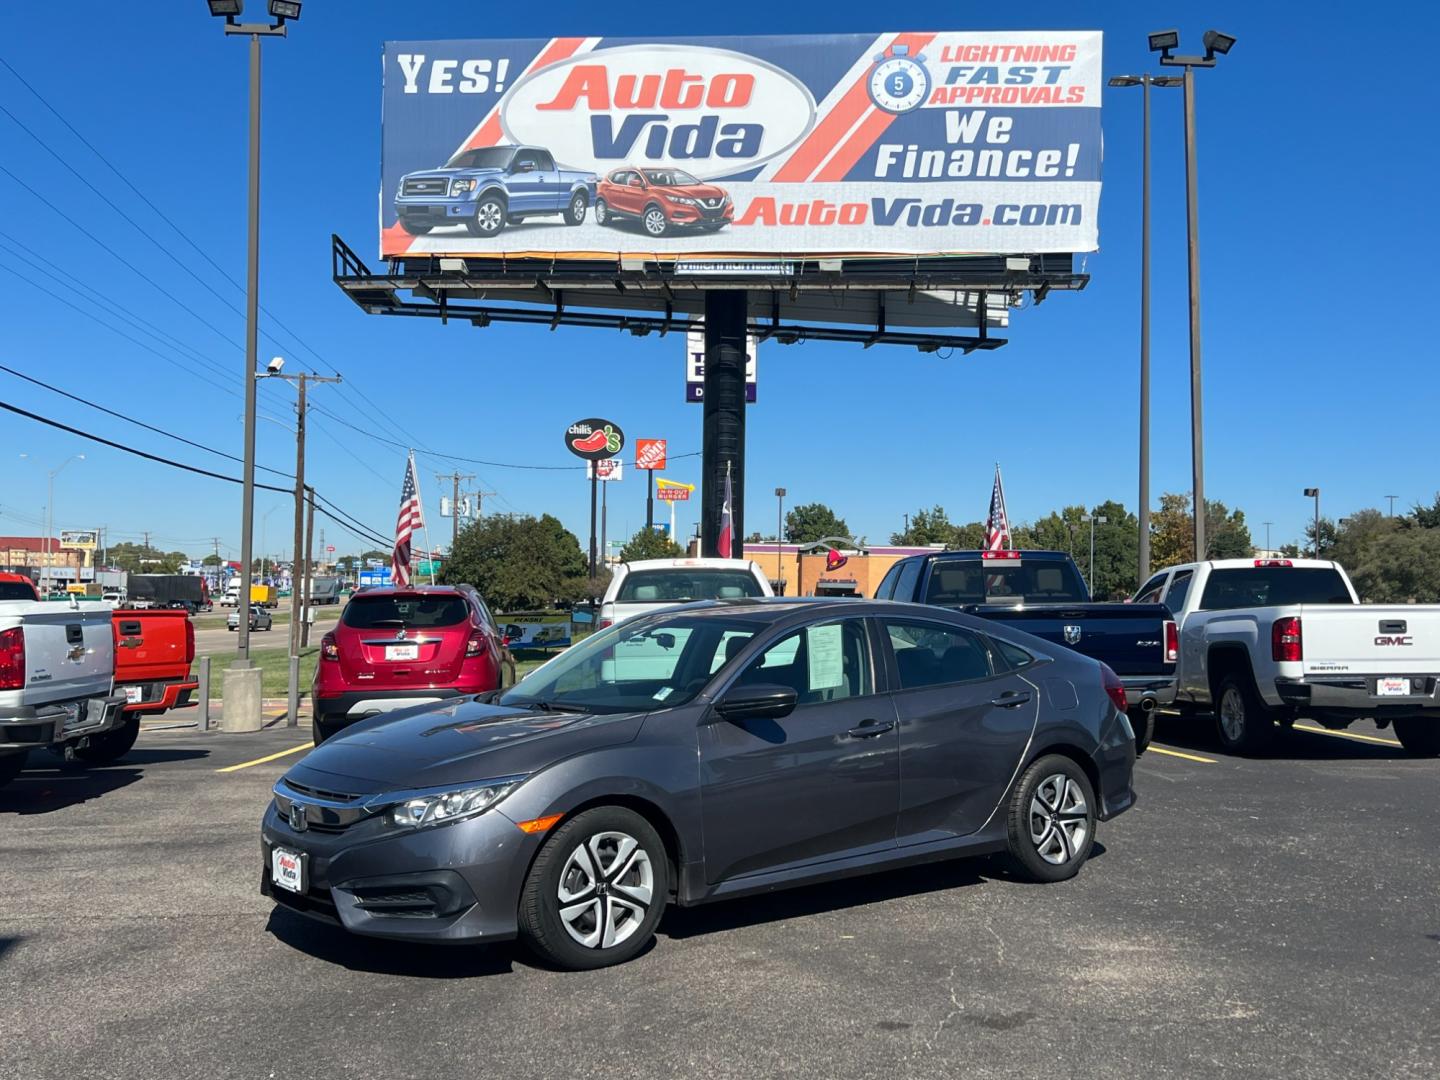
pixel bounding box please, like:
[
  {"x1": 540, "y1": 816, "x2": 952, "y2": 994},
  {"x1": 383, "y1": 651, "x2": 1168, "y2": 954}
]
[{"x1": 717, "y1": 464, "x2": 734, "y2": 558}]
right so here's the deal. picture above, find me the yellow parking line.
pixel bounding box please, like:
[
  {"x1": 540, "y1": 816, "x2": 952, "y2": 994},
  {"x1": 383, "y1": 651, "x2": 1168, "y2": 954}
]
[
  {"x1": 216, "y1": 742, "x2": 311, "y2": 773},
  {"x1": 1147, "y1": 745, "x2": 1218, "y2": 764},
  {"x1": 1292, "y1": 724, "x2": 1402, "y2": 747}
]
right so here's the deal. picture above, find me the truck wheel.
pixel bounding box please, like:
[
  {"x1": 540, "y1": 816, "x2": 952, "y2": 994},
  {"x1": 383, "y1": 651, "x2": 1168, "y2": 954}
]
[
  {"x1": 467, "y1": 195, "x2": 506, "y2": 237},
  {"x1": 1392, "y1": 718, "x2": 1440, "y2": 758},
  {"x1": 73, "y1": 717, "x2": 140, "y2": 764},
  {"x1": 1214, "y1": 673, "x2": 1275, "y2": 755},
  {"x1": 1004, "y1": 754, "x2": 1096, "y2": 883},
  {"x1": 1128, "y1": 707, "x2": 1154, "y2": 755},
  {"x1": 399, "y1": 220, "x2": 433, "y2": 236},
  {"x1": 0, "y1": 750, "x2": 28, "y2": 788},
  {"x1": 642, "y1": 204, "x2": 669, "y2": 237},
  {"x1": 566, "y1": 191, "x2": 588, "y2": 225},
  {"x1": 594, "y1": 198, "x2": 610, "y2": 226}
]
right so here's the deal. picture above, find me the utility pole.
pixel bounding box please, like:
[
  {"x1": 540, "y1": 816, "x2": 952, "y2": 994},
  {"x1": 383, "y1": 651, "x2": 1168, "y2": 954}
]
[
  {"x1": 301, "y1": 486, "x2": 316, "y2": 648},
  {"x1": 1386, "y1": 495, "x2": 1398, "y2": 517},
  {"x1": 436, "y1": 471, "x2": 476, "y2": 550}
]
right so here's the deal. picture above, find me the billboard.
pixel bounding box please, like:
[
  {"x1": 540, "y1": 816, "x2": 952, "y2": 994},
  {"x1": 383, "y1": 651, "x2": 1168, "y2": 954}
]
[
  {"x1": 381, "y1": 31, "x2": 1102, "y2": 259},
  {"x1": 60, "y1": 530, "x2": 98, "y2": 551}
]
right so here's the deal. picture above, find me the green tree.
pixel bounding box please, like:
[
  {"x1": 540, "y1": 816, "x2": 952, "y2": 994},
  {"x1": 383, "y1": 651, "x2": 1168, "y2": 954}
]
[
  {"x1": 201, "y1": 554, "x2": 221, "y2": 567},
  {"x1": 1085, "y1": 500, "x2": 1141, "y2": 600},
  {"x1": 785, "y1": 502, "x2": 850, "y2": 544},
  {"x1": 1148, "y1": 493, "x2": 1252, "y2": 566},
  {"x1": 619, "y1": 526, "x2": 684, "y2": 562},
  {"x1": 108, "y1": 542, "x2": 187, "y2": 574},
  {"x1": 892, "y1": 505, "x2": 953, "y2": 545},
  {"x1": 1302, "y1": 517, "x2": 1339, "y2": 559},
  {"x1": 442, "y1": 513, "x2": 589, "y2": 611},
  {"x1": 1409, "y1": 493, "x2": 1440, "y2": 529},
  {"x1": 1345, "y1": 526, "x2": 1440, "y2": 602}
]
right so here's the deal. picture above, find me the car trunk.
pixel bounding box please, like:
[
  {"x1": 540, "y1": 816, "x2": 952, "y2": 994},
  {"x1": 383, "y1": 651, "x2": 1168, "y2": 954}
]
[
  {"x1": 1297, "y1": 605, "x2": 1440, "y2": 676},
  {"x1": 3, "y1": 601, "x2": 115, "y2": 707},
  {"x1": 964, "y1": 603, "x2": 1174, "y2": 676},
  {"x1": 337, "y1": 594, "x2": 471, "y2": 688}
]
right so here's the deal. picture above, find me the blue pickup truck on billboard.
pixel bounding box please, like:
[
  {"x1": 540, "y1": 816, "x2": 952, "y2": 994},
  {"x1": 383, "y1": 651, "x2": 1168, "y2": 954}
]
[{"x1": 381, "y1": 31, "x2": 1101, "y2": 258}]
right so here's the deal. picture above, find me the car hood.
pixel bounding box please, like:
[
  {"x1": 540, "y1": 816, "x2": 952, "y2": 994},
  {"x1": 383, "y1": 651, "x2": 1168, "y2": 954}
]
[
  {"x1": 655, "y1": 183, "x2": 726, "y2": 200},
  {"x1": 403, "y1": 166, "x2": 504, "y2": 181},
  {"x1": 283, "y1": 696, "x2": 646, "y2": 795}
]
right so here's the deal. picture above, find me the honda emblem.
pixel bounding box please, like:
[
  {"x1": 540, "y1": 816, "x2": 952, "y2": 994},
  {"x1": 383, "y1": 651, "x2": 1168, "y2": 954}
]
[
  {"x1": 288, "y1": 802, "x2": 308, "y2": 832},
  {"x1": 1063, "y1": 625, "x2": 1082, "y2": 645}
]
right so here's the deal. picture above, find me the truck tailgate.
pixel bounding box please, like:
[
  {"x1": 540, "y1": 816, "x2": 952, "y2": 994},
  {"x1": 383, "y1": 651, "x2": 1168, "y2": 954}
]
[
  {"x1": 5, "y1": 602, "x2": 115, "y2": 706},
  {"x1": 966, "y1": 603, "x2": 1173, "y2": 676},
  {"x1": 1299, "y1": 604, "x2": 1440, "y2": 676}
]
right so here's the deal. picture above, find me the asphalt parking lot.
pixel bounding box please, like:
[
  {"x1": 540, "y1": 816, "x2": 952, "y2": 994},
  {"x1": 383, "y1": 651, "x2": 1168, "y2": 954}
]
[{"x1": 2, "y1": 717, "x2": 1436, "y2": 1080}]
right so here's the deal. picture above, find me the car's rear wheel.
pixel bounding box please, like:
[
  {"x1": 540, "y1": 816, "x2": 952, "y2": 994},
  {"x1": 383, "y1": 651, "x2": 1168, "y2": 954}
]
[
  {"x1": 467, "y1": 195, "x2": 506, "y2": 237},
  {"x1": 73, "y1": 717, "x2": 140, "y2": 764},
  {"x1": 399, "y1": 220, "x2": 433, "y2": 236},
  {"x1": 518, "y1": 806, "x2": 668, "y2": 970},
  {"x1": 567, "y1": 191, "x2": 588, "y2": 225},
  {"x1": 311, "y1": 717, "x2": 341, "y2": 746},
  {"x1": 594, "y1": 198, "x2": 610, "y2": 226},
  {"x1": 1393, "y1": 718, "x2": 1440, "y2": 757},
  {"x1": 1128, "y1": 707, "x2": 1154, "y2": 755},
  {"x1": 1005, "y1": 754, "x2": 1096, "y2": 882},
  {"x1": 1214, "y1": 673, "x2": 1275, "y2": 755},
  {"x1": 642, "y1": 204, "x2": 669, "y2": 237},
  {"x1": 0, "y1": 750, "x2": 28, "y2": 788}
]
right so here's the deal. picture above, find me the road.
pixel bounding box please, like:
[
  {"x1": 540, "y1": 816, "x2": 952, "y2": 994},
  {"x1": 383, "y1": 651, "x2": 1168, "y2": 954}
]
[
  {"x1": 1, "y1": 715, "x2": 1436, "y2": 1080},
  {"x1": 192, "y1": 611, "x2": 341, "y2": 657}
]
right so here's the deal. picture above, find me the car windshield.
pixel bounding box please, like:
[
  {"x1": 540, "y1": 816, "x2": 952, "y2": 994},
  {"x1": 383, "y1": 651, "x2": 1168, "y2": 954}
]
[
  {"x1": 342, "y1": 594, "x2": 469, "y2": 628},
  {"x1": 444, "y1": 147, "x2": 514, "y2": 170},
  {"x1": 924, "y1": 559, "x2": 1089, "y2": 605},
  {"x1": 643, "y1": 169, "x2": 700, "y2": 186},
  {"x1": 616, "y1": 569, "x2": 765, "y2": 604},
  {"x1": 499, "y1": 613, "x2": 760, "y2": 714}
]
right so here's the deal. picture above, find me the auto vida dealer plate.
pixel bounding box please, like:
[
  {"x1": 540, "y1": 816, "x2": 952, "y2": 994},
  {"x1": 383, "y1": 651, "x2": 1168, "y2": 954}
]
[
  {"x1": 271, "y1": 847, "x2": 304, "y2": 893},
  {"x1": 386, "y1": 644, "x2": 419, "y2": 661},
  {"x1": 1376, "y1": 677, "x2": 1412, "y2": 696}
]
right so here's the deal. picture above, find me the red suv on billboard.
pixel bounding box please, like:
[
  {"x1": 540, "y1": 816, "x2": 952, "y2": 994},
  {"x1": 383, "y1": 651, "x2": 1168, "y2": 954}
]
[
  {"x1": 312, "y1": 584, "x2": 508, "y2": 744},
  {"x1": 594, "y1": 167, "x2": 734, "y2": 236}
]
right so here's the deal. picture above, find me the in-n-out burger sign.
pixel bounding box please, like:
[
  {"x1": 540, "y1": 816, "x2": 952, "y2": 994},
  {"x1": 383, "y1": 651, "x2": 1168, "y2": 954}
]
[{"x1": 501, "y1": 45, "x2": 815, "y2": 177}]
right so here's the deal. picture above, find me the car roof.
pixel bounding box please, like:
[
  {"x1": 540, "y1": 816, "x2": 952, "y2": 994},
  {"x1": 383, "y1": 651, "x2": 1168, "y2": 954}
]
[
  {"x1": 348, "y1": 585, "x2": 472, "y2": 597},
  {"x1": 618, "y1": 558, "x2": 757, "y2": 572}
]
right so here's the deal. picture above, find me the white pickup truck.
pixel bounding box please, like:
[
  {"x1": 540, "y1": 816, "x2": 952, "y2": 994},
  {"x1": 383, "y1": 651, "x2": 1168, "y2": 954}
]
[
  {"x1": 1133, "y1": 558, "x2": 1440, "y2": 755},
  {"x1": 599, "y1": 558, "x2": 774, "y2": 629},
  {"x1": 1, "y1": 583, "x2": 128, "y2": 788}
]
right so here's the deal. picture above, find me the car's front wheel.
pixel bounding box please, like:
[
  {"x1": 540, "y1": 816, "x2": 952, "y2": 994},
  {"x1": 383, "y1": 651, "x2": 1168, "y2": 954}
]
[
  {"x1": 467, "y1": 195, "x2": 507, "y2": 237},
  {"x1": 594, "y1": 197, "x2": 610, "y2": 226},
  {"x1": 567, "y1": 191, "x2": 588, "y2": 225},
  {"x1": 1214, "y1": 673, "x2": 1275, "y2": 755},
  {"x1": 0, "y1": 750, "x2": 28, "y2": 788},
  {"x1": 1005, "y1": 754, "x2": 1096, "y2": 883},
  {"x1": 642, "y1": 204, "x2": 669, "y2": 237},
  {"x1": 518, "y1": 806, "x2": 669, "y2": 970},
  {"x1": 73, "y1": 717, "x2": 140, "y2": 764},
  {"x1": 1393, "y1": 718, "x2": 1440, "y2": 757}
]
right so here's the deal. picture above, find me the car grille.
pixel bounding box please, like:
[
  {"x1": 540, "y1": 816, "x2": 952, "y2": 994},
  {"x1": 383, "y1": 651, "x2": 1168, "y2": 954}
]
[
  {"x1": 273, "y1": 778, "x2": 369, "y2": 833},
  {"x1": 402, "y1": 177, "x2": 449, "y2": 197},
  {"x1": 699, "y1": 197, "x2": 725, "y2": 209},
  {"x1": 352, "y1": 886, "x2": 440, "y2": 919}
]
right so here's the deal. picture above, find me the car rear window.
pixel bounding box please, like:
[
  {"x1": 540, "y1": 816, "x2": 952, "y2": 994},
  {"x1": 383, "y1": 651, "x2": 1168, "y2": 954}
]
[
  {"x1": 923, "y1": 559, "x2": 1088, "y2": 605},
  {"x1": 1198, "y1": 568, "x2": 1353, "y2": 610},
  {"x1": 0, "y1": 582, "x2": 37, "y2": 600},
  {"x1": 342, "y1": 595, "x2": 469, "y2": 628},
  {"x1": 616, "y1": 569, "x2": 764, "y2": 604}
]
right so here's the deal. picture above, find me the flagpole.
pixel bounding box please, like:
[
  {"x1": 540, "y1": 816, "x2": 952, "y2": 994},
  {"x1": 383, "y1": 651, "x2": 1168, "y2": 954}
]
[{"x1": 997, "y1": 463, "x2": 1012, "y2": 550}]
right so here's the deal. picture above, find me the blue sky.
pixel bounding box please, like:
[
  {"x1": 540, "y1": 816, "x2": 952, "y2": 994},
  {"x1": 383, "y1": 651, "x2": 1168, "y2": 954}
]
[{"x1": 1, "y1": 2, "x2": 1435, "y2": 563}]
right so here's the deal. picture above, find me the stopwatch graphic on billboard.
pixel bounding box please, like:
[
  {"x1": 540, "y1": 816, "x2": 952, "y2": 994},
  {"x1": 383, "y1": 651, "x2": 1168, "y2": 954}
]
[{"x1": 381, "y1": 31, "x2": 1101, "y2": 259}]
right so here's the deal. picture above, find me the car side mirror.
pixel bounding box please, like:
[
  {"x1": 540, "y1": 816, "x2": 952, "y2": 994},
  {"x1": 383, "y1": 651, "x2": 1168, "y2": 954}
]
[
  {"x1": 714, "y1": 684, "x2": 797, "y2": 722},
  {"x1": 515, "y1": 161, "x2": 535, "y2": 173}
]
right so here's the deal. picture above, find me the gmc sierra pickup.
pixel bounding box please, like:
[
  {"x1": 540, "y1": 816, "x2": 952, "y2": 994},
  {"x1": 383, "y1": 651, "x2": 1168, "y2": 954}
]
[
  {"x1": 875, "y1": 549, "x2": 1176, "y2": 752},
  {"x1": 1133, "y1": 557, "x2": 1440, "y2": 756}
]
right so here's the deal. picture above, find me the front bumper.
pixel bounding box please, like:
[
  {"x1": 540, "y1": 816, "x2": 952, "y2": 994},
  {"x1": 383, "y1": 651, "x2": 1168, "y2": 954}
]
[
  {"x1": 1275, "y1": 675, "x2": 1440, "y2": 720},
  {"x1": 394, "y1": 193, "x2": 479, "y2": 225},
  {"x1": 666, "y1": 202, "x2": 735, "y2": 226},
  {"x1": 1120, "y1": 675, "x2": 1177, "y2": 708},
  {"x1": 0, "y1": 692, "x2": 128, "y2": 752},
  {"x1": 260, "y1": 799, "x2": 536, "y2": 943}
]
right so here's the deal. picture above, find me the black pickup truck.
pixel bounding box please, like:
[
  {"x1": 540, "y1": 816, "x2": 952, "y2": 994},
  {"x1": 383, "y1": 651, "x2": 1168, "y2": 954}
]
[{"x1": 875, "y1": 549, "x2": 1176, "y2": 752}]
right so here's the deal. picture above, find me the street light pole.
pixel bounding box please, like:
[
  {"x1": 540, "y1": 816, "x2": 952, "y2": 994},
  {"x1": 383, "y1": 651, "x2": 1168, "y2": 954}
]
[
  {"x1": 775, "y1": 487, "x2": 786, "y2": 595},
  {"x1": 1304, "y1": 488, "x2": 1320, "y2": 557},
  {"x1": 1081, "y1": 514, "x2": 1108, "y2": 596},
  {"x1": 1153, "y1": 29, "x2": 1236, "y2": 564}
]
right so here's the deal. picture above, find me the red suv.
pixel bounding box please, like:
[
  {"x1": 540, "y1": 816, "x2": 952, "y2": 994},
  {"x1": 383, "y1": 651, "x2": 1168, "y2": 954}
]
[
  {"x1": 312, "y1": 584, "x2": 508, "y2": 744},
  {"x1": 594, "y1": 167, "x2": 734, "y2": 236}
]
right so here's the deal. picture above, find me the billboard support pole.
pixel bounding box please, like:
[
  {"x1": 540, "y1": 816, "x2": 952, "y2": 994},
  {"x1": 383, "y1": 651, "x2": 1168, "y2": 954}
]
[
  {"x1": 588, "y1": 473, "x2": 598, "y2": 583},
  {"x1": 646, "y1": 471, "x2": 654, "y2": 532},
  {"x1": 701, "y1": 291, "x2": 747, "y2": 558}
]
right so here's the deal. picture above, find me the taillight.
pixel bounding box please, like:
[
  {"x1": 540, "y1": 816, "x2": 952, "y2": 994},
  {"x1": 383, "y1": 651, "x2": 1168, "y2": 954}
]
[
  {"x1": 0, "y1": 626, "x2": 24, "y2": 691},
  {"x1": 184, "y1": 618, "x2": 196, "y2": 665},
  {"x1": 320, "y1": 632, "x2": 339, "y2": 662},
  {"x1": 1271, "y1": 617, "x2": 1303, "y2": 662},
  {"x1": 465, "y1": 631, "x2": 488, "y2": 658},
  {"x1": 598, "y1": 619, "x2": 613, "y2": 630},
  {"x1": 1164, "y1": 620, "x2": 1179, "y2": 663},
  {"x1": 1099, "y1": 663, "x2": 1128, "y2": 712}
]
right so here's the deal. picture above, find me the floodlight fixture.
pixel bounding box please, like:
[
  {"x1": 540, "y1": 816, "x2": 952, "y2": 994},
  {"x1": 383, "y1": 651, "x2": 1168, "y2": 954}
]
[
  {"x1": 1108, "y1": 76, "x2": 1141, "y2": 87},
  {"x1": 268, "y1": 0, "x2": 302, "y2": 20},
  {"x1": 1303, "y1": 488, "x2": 1319, "y2": 497},
  {"x1": 266, "y1": 356, "x2": 285, "y2": 373},
  {"x1": 207, "y1": 0, "x2": 243, "y2": 16},
  {"x1": 1148, "y1": 30, "x2": 1179, "y2": 56},
  {"x1": 1203, "y1": 30, "x2": 1237, "y2": 58},
  {"x1": 1153, "y1": 76, "x2": 1184, "y2": 87}
]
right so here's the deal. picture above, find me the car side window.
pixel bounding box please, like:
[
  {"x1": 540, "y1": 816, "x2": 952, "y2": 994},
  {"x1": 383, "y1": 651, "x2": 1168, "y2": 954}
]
[
  {"x1": 513, "y1": 150, "x2": 540, "y2": 171},
  {"x1": 886, "y1": 621, "x2": 995, "y2": 689},
  {"x1": 892, "y1": 559, "x2": 923, "y2": 602},
  {"x1": 1134, "y1": 572, "x2": 1167, "y2": 605},
  {"x1": 874, "y1": 563, "x2": 903, "y2": 601},
  {"x1": 532, "y1": 150, "x2": 555, "y2": 171},
  {"x1": 735, "y1": 620, "x2": 873, "y2": 704},
  {"x1": 1164, "y1": 570, "x2": 1195, "y2": 612},
  {"x1": 990, "y1": 636, "x2": 1035, "y2": 672}
]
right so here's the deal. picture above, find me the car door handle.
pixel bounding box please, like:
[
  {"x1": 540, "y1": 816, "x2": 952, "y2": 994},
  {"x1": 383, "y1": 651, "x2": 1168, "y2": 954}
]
[
  {"x1": 990, "y1": 691, "x2": 1033, "y2": 708},
  {"x1": 846, "y1": 720, "x2": 895, "y2": 739}
]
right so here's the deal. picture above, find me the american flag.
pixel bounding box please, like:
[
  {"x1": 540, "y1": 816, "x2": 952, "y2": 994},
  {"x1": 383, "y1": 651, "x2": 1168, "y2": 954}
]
[
  {"x1": 392, "y1": 453, "x2": 424, "y2": 587},
  {"x1": 717, "y1": 462, "x2": 734, "y2": 558},
  {"x1": 985, "y1": 464, "x2": 1011, "y2": 551}
]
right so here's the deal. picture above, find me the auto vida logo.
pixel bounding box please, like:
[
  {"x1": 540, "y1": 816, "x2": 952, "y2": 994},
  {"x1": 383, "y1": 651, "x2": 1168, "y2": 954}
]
[{"x1": 499, "y1": 45, "x2": 817, "y2": 178}]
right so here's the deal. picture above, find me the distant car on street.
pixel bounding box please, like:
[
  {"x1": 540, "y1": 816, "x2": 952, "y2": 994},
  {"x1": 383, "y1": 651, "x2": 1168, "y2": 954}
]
[
  {"x1": 228, "y1": 605, "x2": 274, "y2": 633},
  {"x1": 594, "y1": 167, "x2": 734, "y2": 236},
  {"x1": 261, "y1": 598, "x2": 1135, "y2": 970}
]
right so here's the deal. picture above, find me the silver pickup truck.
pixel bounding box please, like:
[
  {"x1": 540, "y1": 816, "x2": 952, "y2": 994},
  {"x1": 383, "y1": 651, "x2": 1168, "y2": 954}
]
[{"x1": 1, "y1": 588, "x2": 128, "y2": 789}]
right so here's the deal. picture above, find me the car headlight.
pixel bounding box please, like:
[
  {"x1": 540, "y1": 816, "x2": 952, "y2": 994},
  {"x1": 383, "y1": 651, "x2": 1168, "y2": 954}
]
[
  {"x1": 669, "y1": 195, "x2": 697, "y2": 206},
  {"x1": 384, "y1": 776, "x2": 525, "y2": 829},
  {"x1": 450, "y1": 178, "x2": 478, "y2": 195}
]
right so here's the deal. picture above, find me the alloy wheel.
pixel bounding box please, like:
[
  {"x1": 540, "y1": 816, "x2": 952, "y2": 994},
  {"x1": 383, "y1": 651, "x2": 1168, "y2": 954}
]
[
  {"x1": 476, "y1": 201, "x2": 503, "y2": 234},
  {"x1": 1029, "y1": 773, "x2": 1090, "y2": 865},
  {"x1": 595, "y1": 199, "x2": 608, "y2": 224},
  {"x1": 569, "y1": 193, "x2": 586, "y2": 223},
  {"x1": 644, "y1": 208, "x2": 667, "y2": 235},
  {"x1": 556, "y1": 831, "x2": 654, "y2": 949},
  {"x1": 1219, "y1": 687, "x2": 1246, "y2": 743}
]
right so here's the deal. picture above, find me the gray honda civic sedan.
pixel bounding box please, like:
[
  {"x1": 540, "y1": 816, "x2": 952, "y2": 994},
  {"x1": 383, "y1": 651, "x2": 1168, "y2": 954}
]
[{"x1": 262, "y1": 598, "x2": 1136, "y2": 970}]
